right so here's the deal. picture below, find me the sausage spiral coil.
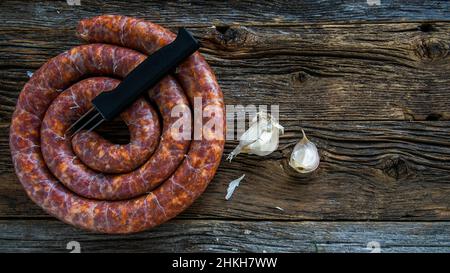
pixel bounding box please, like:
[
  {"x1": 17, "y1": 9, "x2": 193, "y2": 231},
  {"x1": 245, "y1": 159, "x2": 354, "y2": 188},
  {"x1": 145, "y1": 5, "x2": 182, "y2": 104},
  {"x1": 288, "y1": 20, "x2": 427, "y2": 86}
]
[{"x1": 9, "y1": 15, "x2": 225, "y2": 234}]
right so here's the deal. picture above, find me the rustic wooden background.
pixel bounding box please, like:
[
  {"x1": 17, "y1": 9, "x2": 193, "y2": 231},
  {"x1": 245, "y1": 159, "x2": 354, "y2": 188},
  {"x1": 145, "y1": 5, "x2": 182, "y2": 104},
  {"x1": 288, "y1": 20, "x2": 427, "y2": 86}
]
[{"x1": 1, "y1": 0, "x2": 450, "y2": 253}]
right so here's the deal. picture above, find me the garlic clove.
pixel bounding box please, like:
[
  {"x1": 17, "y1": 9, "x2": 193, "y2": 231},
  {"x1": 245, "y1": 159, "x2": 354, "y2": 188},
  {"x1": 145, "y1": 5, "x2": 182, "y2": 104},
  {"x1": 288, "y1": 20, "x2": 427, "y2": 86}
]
[
  {"x1": 289, "y1": 129, "x2": 320, "y2": 173},
  {"x1": 227, "y1": 112, "x2": 284, "y2": 161},
  {"x1": 246, "y1": 127, "x2": 280, "y2": 156}
]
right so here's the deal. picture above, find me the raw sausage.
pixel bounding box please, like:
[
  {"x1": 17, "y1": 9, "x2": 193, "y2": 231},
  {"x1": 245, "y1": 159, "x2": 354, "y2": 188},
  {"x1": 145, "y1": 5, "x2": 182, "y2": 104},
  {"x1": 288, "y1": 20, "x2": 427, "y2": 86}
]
[{"x1": 9, "y1": 15, "x2": 225, "y2": 233}]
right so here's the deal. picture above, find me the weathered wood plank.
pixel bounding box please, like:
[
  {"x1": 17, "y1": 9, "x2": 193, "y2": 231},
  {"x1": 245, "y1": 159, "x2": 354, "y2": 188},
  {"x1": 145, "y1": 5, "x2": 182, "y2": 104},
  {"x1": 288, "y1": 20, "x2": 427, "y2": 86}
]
[
  {"x1": 1, "y1": 121, "x2": 450, "y2": 220},
  {"x1": 1, "y1": 0, "x2": 449, "y2": 28},
  {"x1": 1, "y1": 23, "x2": 449, "y2": 122},
  {"x1": 1, "y1": 219, "x2": 449, "y2": 253}
]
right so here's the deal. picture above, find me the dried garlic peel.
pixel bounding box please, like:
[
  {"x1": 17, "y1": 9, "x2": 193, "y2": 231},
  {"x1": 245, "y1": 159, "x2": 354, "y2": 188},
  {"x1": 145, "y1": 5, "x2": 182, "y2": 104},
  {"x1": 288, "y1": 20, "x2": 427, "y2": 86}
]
[
  {"x1": 225, "y1": 174, "x2": 245, "y2": 200},
  {"x1": 227, "y1": 113, "x2": 284, "y2": 161},
  {"x1": 289, "y1": 129, "x2": 320, "y2": 173}
]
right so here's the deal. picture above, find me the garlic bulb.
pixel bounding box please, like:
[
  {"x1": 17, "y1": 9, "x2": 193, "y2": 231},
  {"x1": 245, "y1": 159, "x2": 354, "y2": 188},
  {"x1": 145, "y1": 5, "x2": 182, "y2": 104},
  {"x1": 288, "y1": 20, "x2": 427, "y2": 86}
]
[
  {"x1": 227, "y1": 112, "x2": 284, "y2": 161},
  {"x1": 289, "y1": 129, "x2": 320, "y2": 173}
]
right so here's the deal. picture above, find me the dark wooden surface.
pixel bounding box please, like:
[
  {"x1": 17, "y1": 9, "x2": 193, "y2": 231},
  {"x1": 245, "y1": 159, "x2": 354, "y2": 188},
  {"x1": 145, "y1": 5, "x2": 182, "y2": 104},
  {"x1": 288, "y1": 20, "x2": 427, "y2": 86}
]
[{"x1": 0, "y1": 0, "x2": 450, "y2": 253}]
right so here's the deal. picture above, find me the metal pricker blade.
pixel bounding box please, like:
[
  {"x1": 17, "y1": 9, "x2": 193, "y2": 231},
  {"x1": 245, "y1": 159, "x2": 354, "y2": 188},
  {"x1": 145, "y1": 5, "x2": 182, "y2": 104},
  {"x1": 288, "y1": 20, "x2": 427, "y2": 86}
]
[{"x1": 65, "y1": 107, "x2": 105, "y2": 138}]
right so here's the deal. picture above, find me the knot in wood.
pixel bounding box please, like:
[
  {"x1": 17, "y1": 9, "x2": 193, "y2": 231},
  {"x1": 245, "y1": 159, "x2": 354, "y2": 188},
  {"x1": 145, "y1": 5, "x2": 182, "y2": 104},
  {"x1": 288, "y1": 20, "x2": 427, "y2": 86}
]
[
  {"x1": 413, "y1": 37, "x2": 449, "y2": 61},
  {"x1": 292, "y1": 71, "x2": 309, "y2": 85},
  {"x1": 382, "y1": 155, "x2": 409, "y2": 180},
  {"x1": 212, "y1": 25, "x2": 257, "y2": 49},
  {"x1": 417, "y1": 23, "x2": 435, "y2": 33}
]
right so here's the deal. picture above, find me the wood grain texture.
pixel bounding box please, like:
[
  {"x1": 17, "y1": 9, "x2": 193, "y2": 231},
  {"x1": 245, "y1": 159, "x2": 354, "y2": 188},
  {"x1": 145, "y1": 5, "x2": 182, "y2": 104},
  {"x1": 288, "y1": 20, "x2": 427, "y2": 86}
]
[
  {"x1": 2, "y1": 121, "x2": 450, "y2": 220},
  {"x1": 1, "y1": 219, "x2": 449, "y2": 253}
]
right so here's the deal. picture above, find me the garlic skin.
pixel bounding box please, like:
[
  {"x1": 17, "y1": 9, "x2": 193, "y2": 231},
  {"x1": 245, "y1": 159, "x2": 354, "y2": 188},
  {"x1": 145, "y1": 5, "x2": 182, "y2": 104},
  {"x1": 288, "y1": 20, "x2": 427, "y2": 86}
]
[
  {"x1": 227, "y1": 112, "x2": 284, "y2": 161},
  {"x1": 289, "y1": 129, "x2": 320, "y2": 173},
  {"x1": 225, "y1": 174, "x2": 245, "y2": 200}
]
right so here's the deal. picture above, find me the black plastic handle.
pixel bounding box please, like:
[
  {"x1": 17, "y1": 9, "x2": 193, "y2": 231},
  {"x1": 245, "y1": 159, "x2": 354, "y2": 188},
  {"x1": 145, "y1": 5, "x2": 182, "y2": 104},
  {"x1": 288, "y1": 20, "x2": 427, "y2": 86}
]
[{"x1": 92, "y1": 28, "x2": 199, "y2": 120}]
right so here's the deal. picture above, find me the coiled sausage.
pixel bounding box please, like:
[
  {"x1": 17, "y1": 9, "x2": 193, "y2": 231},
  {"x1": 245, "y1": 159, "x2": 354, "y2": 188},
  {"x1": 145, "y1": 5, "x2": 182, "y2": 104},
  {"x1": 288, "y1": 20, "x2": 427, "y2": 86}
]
[{"x1": 9, "y1": 15, "x2": 225, "y2": 233}]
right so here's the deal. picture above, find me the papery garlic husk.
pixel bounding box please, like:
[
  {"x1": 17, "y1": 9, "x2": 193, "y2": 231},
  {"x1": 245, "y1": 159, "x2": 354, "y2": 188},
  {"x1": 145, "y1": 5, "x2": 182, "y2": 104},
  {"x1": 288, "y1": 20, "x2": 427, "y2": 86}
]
[
  {"x1": 289, "y1": 129, "x2": 320, "y2": 173},
  {"x1": 225, "y1": 174, "x2": 245, "y2": 200},
  {"x1": 227, "y1": 112, "x2": 284, "y2": 162}
]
